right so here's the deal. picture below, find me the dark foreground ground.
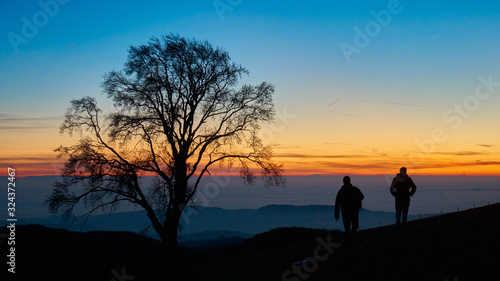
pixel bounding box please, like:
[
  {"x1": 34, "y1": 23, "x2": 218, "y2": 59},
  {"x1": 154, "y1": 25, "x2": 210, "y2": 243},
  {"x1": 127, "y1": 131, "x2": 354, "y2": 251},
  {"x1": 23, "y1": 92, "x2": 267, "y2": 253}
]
[{"x1": 1, "y1": 203, "x2": 499, "y2": 281}]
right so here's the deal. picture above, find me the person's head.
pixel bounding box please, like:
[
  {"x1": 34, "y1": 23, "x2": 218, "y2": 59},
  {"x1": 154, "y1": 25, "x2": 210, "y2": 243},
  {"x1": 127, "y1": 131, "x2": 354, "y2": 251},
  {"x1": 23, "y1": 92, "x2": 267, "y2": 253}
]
[
  {"x1": 343, "y1": 176, "x2": 351, "y2": 185},
  {"x1": 400, "y1": 167, "x2": 407, "y2": 174}
]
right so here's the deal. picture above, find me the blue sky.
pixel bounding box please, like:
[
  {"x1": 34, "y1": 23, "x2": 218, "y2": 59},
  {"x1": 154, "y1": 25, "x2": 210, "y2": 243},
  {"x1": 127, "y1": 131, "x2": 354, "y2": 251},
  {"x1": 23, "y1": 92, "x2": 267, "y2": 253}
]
[
  {"x1": 2, "y1": 0, "x2": 500, "y2": 175},
  {"x1": 2, "y1": 0, "x2": 500, "y2": 112}
]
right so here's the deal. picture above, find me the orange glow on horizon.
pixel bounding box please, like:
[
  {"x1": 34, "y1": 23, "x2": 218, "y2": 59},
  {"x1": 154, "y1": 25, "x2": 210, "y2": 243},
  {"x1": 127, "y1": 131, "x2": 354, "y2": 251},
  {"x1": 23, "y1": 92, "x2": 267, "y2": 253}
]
[
  {"x1": 5, "y1": 158, "x2": 500, "y2": 178},
  {"x1": 2, "y1": 119, "x2": 500, "y2": 177}
]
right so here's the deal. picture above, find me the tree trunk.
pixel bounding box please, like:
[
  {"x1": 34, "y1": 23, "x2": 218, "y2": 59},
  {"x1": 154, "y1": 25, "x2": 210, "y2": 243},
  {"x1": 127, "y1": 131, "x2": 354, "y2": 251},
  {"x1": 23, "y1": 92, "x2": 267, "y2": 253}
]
[
  {"x1": 161, "y1": 156, "x2": 188, "y2": 264},
  {"x1": 161, "y1": 205, "x2": 182, "y2": 265}
]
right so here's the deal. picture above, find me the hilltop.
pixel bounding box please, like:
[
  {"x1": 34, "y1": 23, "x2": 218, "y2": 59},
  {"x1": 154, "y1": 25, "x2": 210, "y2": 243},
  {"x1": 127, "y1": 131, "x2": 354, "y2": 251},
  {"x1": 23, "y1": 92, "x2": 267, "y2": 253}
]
[{"x1": 1, "y1": 204, "x2": 499, "y2": 281}]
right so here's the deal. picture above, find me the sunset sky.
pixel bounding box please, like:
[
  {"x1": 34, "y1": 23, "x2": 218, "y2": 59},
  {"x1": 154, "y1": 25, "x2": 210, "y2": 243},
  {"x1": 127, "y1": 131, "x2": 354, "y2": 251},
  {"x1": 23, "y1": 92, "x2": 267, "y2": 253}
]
[{"x1": 1, "y1": 0, "x2": 500, "y2": 176}]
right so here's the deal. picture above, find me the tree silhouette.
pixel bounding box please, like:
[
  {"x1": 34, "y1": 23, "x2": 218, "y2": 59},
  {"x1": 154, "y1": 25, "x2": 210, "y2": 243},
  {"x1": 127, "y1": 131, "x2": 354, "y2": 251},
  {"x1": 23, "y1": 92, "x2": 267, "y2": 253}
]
[{"x1": 47, "y1": 34, "x2": 284, "y2": 255}]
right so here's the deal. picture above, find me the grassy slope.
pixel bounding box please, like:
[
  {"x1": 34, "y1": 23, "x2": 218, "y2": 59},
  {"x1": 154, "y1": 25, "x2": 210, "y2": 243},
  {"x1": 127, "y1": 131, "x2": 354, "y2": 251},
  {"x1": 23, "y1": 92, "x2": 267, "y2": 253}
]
[
  {"x1": 1, "y1": 203, "x2": 499, "y2": 281},
  {"x1": 313, "y1": 202, "x2": 500, "y2": 281}
]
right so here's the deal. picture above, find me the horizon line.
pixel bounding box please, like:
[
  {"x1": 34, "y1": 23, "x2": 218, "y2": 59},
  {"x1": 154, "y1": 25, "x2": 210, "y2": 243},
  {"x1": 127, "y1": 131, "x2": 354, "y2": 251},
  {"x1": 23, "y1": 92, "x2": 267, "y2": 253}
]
[{"x1": 8, "y1": 173, "x2": 500, "y2": 178}]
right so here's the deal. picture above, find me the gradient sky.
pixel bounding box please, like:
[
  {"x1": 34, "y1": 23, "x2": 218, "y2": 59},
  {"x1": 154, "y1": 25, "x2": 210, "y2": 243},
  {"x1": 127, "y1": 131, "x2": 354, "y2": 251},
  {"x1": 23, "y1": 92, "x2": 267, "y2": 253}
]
[{"x1": 1, "y1": 0, "x2": 500, "y2": 176}]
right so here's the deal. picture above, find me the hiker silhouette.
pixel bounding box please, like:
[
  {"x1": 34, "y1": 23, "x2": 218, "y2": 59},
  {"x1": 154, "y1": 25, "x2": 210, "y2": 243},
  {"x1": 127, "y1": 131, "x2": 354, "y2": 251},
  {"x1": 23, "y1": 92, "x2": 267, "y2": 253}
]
[
  {"x1": 335, "y1": 176, "x2": 364, "y2": 245},
  {"x1": 390, "y1": 167, "x2": 417, "y2": 227}
]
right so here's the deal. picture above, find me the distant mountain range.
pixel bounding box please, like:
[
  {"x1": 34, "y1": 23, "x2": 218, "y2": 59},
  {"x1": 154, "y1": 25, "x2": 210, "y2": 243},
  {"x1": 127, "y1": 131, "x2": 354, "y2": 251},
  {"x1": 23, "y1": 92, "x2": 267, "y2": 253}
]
[
  {"x1": 6, "y1": 175, "x2": 499, "y2": 220},
  {"x1": 7, "y1": 204, "x2": 436, "y2": 242}
]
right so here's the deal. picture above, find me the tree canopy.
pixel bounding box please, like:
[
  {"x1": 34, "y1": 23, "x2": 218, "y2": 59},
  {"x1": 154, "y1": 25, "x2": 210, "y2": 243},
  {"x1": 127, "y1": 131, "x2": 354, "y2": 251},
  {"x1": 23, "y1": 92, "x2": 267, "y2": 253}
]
[{"x1": 47, "y1": 34, "x2": 284, "y2": 251}]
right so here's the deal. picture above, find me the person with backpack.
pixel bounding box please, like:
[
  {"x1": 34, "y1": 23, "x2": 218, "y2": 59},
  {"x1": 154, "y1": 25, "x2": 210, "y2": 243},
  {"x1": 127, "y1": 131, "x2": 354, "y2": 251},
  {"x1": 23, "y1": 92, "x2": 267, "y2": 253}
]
[
  {"x1": 390, "y1": 167, "x2": 417, "y2": 227},
  {"x1": 335, "y1": 176, "x2": 364, "y2": 245}
]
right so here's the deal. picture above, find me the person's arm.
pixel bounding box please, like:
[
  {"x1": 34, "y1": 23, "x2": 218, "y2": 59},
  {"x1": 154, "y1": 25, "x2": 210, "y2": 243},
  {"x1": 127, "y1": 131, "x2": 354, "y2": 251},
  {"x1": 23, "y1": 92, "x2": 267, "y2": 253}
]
[
  {"x1": 409, "y1": 178, "x2": 417, "y2": 196},
  {"x1": 335, "y1": 190, "x2": 341, "y2": 220},
  {"x1": 358, "y1": 188, "x2": 364, "y2": 210},
  {"x1": 358, "y1": 188, "x2": 365, "y2": 201},
  {"x1": 390, "y1": 178, "x2": 397, "y2": 197}
]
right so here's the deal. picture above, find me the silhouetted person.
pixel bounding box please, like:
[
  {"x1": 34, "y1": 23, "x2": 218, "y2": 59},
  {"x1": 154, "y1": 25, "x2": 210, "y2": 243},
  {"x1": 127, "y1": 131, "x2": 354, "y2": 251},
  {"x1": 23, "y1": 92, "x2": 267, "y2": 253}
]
[
  {"x1": 390, "y1": 167, "x2": 417, "y2": 227},
  {"x1": 335, "y1": 176, "x2": 364, "y2": 245}
]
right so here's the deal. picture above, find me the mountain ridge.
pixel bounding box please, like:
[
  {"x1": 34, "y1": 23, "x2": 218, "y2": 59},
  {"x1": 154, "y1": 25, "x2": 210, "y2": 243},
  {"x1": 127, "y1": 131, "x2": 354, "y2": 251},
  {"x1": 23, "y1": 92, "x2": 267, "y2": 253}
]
[{"x1": 3, "y1": 204, "x2": 437, "y2": 241}]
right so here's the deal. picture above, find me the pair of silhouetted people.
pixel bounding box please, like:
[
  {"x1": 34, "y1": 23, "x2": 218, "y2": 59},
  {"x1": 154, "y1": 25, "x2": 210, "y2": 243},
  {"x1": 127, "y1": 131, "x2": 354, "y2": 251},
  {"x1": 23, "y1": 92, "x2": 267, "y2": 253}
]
[
  {"x1": 335, "y1": 176, "x2": 364, "y2": 245},
  {"x1": 335, "y1": 168, "x2": 418, "y2": 244}
]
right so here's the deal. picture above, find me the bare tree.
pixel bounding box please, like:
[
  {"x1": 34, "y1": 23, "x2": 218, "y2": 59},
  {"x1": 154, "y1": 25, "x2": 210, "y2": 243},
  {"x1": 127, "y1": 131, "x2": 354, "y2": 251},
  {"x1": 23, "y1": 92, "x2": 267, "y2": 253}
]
[{"x1": 47, "y1": 34, "x2": 284, "y2": 255}]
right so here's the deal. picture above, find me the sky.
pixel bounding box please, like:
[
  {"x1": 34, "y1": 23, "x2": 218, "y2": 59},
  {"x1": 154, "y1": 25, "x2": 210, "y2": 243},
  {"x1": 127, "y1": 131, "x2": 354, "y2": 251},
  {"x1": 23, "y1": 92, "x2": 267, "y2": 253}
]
[{"x1": 1, "y1": 0, "x2": 500, "y2": 176}]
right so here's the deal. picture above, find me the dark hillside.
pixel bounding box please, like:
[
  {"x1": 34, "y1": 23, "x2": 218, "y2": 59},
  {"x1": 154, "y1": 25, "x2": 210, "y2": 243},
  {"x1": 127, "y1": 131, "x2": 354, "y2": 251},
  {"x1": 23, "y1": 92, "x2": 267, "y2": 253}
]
[
  {"x1": 175, "y1": 203, "x2": 500, "y2": 281},
  {"x1": 0, "y1": 225, "x2": 164, "y2": 281},
  {"x1": 1, "y1": 204, "x2": 499, "y2": 281}
]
